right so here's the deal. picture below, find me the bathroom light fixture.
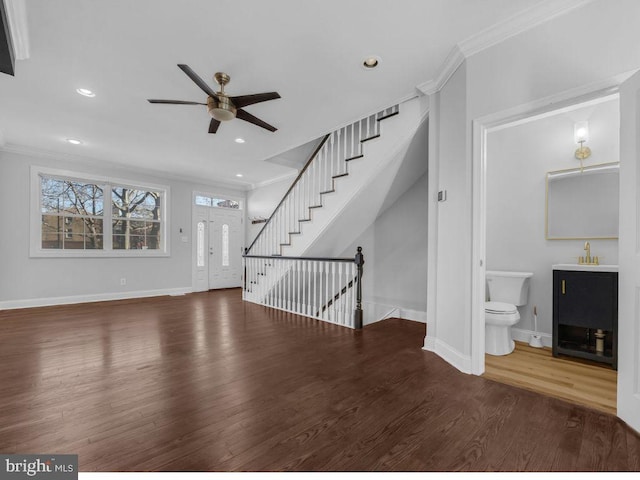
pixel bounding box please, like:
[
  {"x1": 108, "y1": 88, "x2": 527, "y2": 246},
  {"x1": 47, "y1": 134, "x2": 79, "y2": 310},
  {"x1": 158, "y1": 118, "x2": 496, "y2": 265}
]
[
  {"x1": 574, "y1": 121, "x2": 591, "y2": 171},
  {"x1": 76, "y1": 88, "x2": 95, "y2": 98}
]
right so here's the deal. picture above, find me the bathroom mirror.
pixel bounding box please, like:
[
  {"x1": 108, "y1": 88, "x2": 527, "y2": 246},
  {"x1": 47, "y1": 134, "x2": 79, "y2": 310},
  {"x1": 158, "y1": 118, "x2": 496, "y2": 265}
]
[{"x1": 546, "y1": 162, "x2": 619, "y2": 240}]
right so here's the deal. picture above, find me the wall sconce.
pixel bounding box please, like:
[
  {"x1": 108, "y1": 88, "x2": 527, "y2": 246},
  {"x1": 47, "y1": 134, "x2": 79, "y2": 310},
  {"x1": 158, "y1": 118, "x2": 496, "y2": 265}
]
[{"x1": 574, "y1": 121, "x2": 591, "y2": 171}]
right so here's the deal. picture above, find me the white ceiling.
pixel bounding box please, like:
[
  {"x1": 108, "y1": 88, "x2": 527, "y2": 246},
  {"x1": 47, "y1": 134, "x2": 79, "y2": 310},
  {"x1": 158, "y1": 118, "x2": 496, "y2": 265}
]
[{"x1": 0, "y1": 0, "x2": 555, "y2": 188}]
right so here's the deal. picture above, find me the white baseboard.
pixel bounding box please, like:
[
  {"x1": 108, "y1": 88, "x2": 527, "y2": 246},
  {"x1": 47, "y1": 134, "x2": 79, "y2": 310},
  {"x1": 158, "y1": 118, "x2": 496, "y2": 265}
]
[
  {"x1": 0, "y1": 287, "x2": 194, "y2": 310},
  {"x1": 423, "y1": 338, "x2": 472, "y2": 374},
  {"x1": 511, "y1": 327, "x2": 553, "y2": 348},
  {"x1": 363, "y1": 301, "x2": 427, "y2": 325}
]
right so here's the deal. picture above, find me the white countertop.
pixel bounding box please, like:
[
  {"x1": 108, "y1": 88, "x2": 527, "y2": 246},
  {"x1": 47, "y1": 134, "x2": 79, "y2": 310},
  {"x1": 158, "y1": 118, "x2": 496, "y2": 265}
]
[{"x1": 552, "y1": 263, "x2": 618, "y2": 273}]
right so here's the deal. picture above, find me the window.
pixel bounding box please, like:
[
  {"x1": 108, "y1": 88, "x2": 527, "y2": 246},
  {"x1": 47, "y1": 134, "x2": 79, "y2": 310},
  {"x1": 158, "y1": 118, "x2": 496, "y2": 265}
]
[
  {"x1": 194, "y1": 194, "x2": 240, "y2": 209},
  {"x1": 31, "y1": 167, "x2": 169, "y2": 257},
  {"x1": 112, "y1": 188, "x2": 162, "y2": 250},
  {"x1": 196, "y1": 221, "x2": 205, "y2": 267},
  {"x1": 222, "y1": 224, "x2": 229, "y2": 266}
]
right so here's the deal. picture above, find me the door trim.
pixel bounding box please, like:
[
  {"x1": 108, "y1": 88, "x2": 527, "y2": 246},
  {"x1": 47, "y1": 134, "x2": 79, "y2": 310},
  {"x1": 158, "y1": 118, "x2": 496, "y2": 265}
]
[{"x1": 471, "y1": 77, "x2": 627, "y2": 377}]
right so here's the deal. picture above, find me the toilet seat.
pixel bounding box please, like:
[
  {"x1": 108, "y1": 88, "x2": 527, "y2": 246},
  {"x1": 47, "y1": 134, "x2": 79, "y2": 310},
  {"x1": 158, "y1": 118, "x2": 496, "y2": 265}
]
[{"x1": 485, "y1": 301, "x2": 517, "y2": 315}]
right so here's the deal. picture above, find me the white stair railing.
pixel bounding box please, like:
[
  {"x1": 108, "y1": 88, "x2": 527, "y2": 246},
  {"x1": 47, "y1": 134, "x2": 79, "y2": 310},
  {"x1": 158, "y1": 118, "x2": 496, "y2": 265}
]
[
  {"x1": 243, "y1": 250, "x2": 364, "y2": 328},
  {"x1": 245, "y1": 104, "x2": 399, "y2": 257}
]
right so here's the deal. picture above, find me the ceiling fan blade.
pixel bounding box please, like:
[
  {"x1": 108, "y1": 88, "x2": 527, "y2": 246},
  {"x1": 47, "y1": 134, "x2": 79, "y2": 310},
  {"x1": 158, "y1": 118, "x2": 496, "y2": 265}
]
[
  {"x1": 230, "y1": 92, "x2": 281, "y2": 109},
  {"x1": 208, "y1": 118, "x2": 221, "y2": 134},
  {"x1": 236, "y1": 109, "x2": 277, "y2": 132},
  {"x1": 177, "y1": 64, "x2": 219, "y2": 99},
  {"x1": 147, "y1": 99, "x2": 206, "y2": 105}
]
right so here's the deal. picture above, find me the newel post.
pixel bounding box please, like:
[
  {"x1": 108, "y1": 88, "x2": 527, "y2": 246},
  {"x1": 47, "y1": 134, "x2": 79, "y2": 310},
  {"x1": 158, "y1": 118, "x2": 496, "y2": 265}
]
[{"x1": 354, "y1": 246, "x2": 364, "y2": 329}]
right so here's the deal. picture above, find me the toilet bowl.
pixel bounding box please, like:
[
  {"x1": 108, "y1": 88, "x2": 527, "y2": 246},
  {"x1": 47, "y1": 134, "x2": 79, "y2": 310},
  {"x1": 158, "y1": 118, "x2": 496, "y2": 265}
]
[
  {"x1": 485, "y1": 301, "x2": 520, "y2": 355},
  {"x1": 485, "y1": 271, "x2": 533, "y2": 356}
]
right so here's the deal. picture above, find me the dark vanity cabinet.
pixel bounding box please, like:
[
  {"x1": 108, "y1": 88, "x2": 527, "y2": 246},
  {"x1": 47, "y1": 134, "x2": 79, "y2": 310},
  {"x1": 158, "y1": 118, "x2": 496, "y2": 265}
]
[{"x1": 552, "y1": 269, "x2": 618, "y2": 369}]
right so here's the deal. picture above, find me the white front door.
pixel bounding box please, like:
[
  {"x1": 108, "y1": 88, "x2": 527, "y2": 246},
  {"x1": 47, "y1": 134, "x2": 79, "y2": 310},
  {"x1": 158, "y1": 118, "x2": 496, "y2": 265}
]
[
  {"x1": 208, "y1": 208, "x2": 242, "y2": 289},
  {"x1": 617, "y1": 70, "x2": 640, "y2": 432},
  {"x1": 193, "y1": 205, "x2": 243, "y2": 291}
]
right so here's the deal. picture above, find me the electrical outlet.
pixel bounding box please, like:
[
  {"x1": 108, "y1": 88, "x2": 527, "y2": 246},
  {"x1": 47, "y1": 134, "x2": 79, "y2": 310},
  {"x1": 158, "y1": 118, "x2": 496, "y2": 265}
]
[{"x1": 120, "y1": 278, "x2": 126, "y2": 286}]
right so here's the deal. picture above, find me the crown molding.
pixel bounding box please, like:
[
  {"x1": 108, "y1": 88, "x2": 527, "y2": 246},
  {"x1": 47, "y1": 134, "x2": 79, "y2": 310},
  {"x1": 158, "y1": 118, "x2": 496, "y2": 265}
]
[
  {"x1": 459, "y1": 0, "x2": 594, "y2": 57},
  {"x1": 416, "y1": 0, "x2": 594, "y2": 96},
  {"x1": 0, "y1": 143, "x2": 249, "y2": 193},
  {"x1": 4, "y1": 0, "x2": 29, "y2": 59},
  {"x1": 416, "y1": 46, "x2": 465, "y2": 96}
]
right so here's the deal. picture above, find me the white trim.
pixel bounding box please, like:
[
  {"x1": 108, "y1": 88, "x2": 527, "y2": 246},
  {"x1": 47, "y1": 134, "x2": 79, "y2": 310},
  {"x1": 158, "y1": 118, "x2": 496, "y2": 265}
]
[
  {"x1": 459, "y1": 0, "x2": 594, "y2": 57},
  {"x1": 471, "y1": 76, "x2": 629, "y2": 379},
  {"x1": 4, "y1": 0, "x2": 29, "y2": 60},
  {"x1": 416, "y1": 46, "x2": 465, "y2": 96},
  {"x1": 423, "y1": 338, "x2": 472, "y2": 375},
  {"x1": 30, "y1": 165, "x2": 171, "y2": 258},
  {"x1": 416, "y1": 0, "x2": 594, "y2": 96},
  {"x1": 511, "y1": 328, "x2": 553, "y2": 348},
  {"x1": 0, "y1": 287, "x2": 193, "y2": 311}
]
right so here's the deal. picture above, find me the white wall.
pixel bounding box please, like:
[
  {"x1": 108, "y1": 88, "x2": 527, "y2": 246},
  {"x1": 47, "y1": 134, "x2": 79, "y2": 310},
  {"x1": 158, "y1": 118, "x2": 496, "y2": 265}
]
[
  {"x1": 429, "y1": 0, "x2": 640, "y2": 370},
  {"x1": 486, "y1": 98, "x2": 619, "y2": 337},
  {"x1": 0, "y1": 149, "x2": 245, "y2": 307},
  {"x1": 430, "y1": 62, "x2": 471, "y2": 359},
  {"x1": 245, "y1": 175, "x2": 293, "y2": 247}
]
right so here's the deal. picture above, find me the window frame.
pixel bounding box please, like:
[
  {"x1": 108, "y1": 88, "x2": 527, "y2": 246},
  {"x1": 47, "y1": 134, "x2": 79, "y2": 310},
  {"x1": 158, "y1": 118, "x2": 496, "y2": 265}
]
[{"x1": 30, "y1": 166, "x2": 170, "y2": 258}]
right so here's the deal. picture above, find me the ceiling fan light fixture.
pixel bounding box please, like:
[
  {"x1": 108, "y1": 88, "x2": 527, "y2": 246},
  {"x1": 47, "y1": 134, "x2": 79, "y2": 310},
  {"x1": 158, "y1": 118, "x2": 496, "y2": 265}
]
[
  {"x1": 207, "y1": 96, "x2": 236, "y2": 121},
  {"x1": 66, "y1": 138, "x2": 82, "y2": 145}
]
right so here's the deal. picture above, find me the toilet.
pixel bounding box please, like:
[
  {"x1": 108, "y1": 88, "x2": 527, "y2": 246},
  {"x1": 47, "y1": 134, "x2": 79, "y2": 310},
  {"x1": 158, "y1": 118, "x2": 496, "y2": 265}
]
[{"x1": 485, "y1": 270, "x2": 533, "y2": 356}]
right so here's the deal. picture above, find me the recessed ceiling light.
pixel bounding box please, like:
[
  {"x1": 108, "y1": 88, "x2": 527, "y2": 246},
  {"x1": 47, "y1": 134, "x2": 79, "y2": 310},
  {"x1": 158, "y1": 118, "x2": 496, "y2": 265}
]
[
  {"x1": 235, "y1": 138, "x2": 245, "y2": 144},
  {"x1": 66, "y1": 138, "x2": 83, "y2": 145},
  {"x1": 236, "y1": 173, "x2": 243, "y2": 178},
  {"x1": 362, "y1": 56, "x2": 380, "y2": 69},
  {"x1": 76, "y1": 88, "x2": 95, "y2": 98}
]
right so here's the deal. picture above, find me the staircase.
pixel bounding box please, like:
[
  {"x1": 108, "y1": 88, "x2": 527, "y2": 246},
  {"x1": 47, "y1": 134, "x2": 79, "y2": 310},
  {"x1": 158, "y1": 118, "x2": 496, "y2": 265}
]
[{"x1": 243, "y1": 96, "x2": 426, "y2": 327}]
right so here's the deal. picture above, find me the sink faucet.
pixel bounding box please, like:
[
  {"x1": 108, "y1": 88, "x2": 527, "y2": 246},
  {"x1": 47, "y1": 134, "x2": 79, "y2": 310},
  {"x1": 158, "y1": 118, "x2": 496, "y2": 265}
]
[
  {"x1": 579, "y1": 241, "x2": 599, "y2": 265},
  {"x1": 584, "y1": 241, "x2": 591, "y2": 263}
]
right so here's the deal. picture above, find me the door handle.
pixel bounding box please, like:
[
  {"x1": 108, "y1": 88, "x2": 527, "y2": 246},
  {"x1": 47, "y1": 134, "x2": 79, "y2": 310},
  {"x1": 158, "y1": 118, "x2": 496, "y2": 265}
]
[{"x1": 561, "y1": 279, "x2": 566, "y2": 295}]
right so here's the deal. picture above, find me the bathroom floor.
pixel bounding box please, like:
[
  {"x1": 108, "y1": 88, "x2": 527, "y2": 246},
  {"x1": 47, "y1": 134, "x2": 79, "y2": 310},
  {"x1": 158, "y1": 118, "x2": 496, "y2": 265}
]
[{"x1": 483, "y1": 341, "x2": 617, "y2": 415}]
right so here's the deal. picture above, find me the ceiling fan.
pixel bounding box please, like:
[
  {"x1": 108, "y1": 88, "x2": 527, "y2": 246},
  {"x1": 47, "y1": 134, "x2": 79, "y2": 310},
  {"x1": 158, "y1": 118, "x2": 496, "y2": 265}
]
[{"x1": 148, "y1": 64, "x2": 281, "y2": 134}]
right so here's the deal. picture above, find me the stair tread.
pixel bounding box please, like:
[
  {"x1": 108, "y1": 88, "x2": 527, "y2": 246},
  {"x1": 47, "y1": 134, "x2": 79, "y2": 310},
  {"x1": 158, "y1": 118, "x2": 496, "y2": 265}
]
[
  {"x1": 299, "y1": 219, "x2": 311, "y2": 222},
  {"x1": 332, "y1": 173, "x2": 349, "y2": 179},
  {"x1": 377, "y1": 111, "x2": 399, "y2": 122},
  {"x1": 309, "y1": 205, "x2": 322, "y2": 209},
  {"x1": 360, "y1": 134, "x2": 380, "y2": 143},
  {"x1": 320, "y1": 189, "x2": 335, "y2": 194},
  {"x1": 345, "y1": 154, "x2": 364, "y2": 162}
]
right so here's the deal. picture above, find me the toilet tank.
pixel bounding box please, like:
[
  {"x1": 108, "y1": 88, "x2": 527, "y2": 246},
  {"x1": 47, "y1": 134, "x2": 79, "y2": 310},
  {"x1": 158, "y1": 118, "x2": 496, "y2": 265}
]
[{"x1": 486, "y1": 270, "x2": 533, "y2": 306}]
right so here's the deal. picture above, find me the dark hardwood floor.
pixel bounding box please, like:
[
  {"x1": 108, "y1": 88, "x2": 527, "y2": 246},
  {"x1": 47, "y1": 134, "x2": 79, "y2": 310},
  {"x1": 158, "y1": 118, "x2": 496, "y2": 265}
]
[{"x1": 0, "y1": 289, "x2": 638, "y2": 472}]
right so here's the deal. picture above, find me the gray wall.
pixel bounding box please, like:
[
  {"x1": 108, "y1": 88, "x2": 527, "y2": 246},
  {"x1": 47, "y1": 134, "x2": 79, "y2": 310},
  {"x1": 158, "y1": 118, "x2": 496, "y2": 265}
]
[
  {"x1": 342, "y1": 172, "x2": 428, "y2": 319},
  {"x1": 487, "y1": 99, "x2": 619, "y2": 335},
  {"x1": 0, "y1": 149, "x2": 245, "y2": 305}
]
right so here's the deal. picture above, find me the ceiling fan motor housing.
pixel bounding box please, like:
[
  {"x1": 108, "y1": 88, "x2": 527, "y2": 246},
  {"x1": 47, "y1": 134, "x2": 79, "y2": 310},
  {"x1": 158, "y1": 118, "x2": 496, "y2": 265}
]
[{"x1": 207, "y1": 95, "x2": 236, "y2": 121}]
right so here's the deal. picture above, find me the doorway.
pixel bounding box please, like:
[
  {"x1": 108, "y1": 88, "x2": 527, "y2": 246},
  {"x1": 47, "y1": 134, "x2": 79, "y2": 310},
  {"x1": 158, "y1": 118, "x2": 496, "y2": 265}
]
[
  {"x1": 474, "y1": 91, "x2": 620, "y2": 413},
  {"x1": 193, "y1": 200, "x2": 243, "y2": 291}
]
